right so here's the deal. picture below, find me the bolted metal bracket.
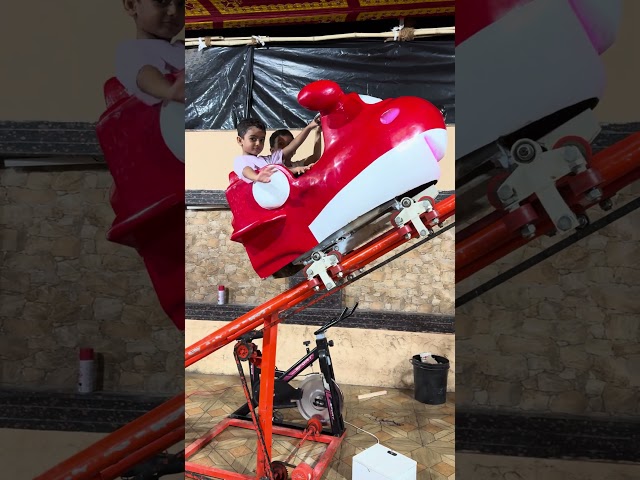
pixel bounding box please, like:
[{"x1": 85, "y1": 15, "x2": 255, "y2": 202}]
[
  {"x1": 305, "y1": 251, "x2": 340, "y2": 291},
  {"x1": 392, "y1": 191, "x2": 437, "y2": 238},
  {"x1": 496, "y1": 139, "x2": 589, "y2": 233}
]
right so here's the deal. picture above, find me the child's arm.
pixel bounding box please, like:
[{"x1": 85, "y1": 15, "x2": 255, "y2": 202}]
[
  {"x1": 291, "y1": 125, "x2": 323, "y2": 167},
  {"x1": 305, "y1": 125, "x2": 323, "y2": 165},
  {"x1": 137, "y1": 67, "x2": 185, "y2": 103},
  {"x1": 289, "y1": 124, "x2": 322, "y2": 167},
  {"x1": 281, "y1": 119, "x2": 320, "y2": 163},
  {"x1": 242, "y1": 165, "x2": 278, "y2": 183}
]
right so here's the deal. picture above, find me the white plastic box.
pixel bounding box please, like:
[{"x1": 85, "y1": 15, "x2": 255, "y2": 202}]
[{"x1": 352, "y1": 443, "x2": 417, "y2": 480}]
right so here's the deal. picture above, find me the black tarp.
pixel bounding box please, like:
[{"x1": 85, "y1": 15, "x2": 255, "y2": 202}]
[
  {"x1": 185, "y1": 46, "x2": 252, "y2": 130},
  {"x1": 185, "y1": 39, "x2": 454, "y2": 130}
]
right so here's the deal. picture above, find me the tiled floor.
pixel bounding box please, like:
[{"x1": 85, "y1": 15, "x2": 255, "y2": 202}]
[{"x1": 186, "y1": 373, "x2": 455, "y2": 480}]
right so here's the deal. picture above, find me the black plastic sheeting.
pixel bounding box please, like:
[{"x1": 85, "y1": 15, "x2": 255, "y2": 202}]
[
  {"x1": 185, "y1": 46, "x2": 252, "y2": 130},
  {"x1": 185, "y1": 39, "x2": 454, "y2": 130}
]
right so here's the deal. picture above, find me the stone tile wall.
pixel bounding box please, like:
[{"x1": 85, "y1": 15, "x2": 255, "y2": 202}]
[{"x1": 1, "y1": 168, "x2": 182, "y2": 394}]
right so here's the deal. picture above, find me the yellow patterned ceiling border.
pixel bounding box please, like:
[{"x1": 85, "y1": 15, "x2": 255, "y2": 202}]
[
  {"x1": 359, "y1": 0, "x2": 447, "y2": 6},
  {"x1": 186, "y1": 21, "x2": 215, "y2": 30},
  {"x1": 186, "y1": 0, "x2": 211, "y2": 16},
  {"x1": 224, "y1": 13, "x2": 347, "y2": 28},
  {"x1": 357, "y1": 6, "x2": 454, "y2": 20},
  {"x1": 213, "y1": 1, "x2": 348, "y2": 15}
]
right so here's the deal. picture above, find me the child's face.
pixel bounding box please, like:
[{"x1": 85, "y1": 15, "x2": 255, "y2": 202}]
[
  {"x1": 271, "y1": 134, "x2": 294, "y2": 152},
  {"x1": 238, "y1": 127, "x2": 266, "y2": 156},
  {"x1": 126, "y1": 0, "x2": 185, "y2": 40}
]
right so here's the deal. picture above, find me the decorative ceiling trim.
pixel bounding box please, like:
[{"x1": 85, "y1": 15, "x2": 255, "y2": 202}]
[{"x1": 186, "y1": 0, "x2": 455, "y2": 30}]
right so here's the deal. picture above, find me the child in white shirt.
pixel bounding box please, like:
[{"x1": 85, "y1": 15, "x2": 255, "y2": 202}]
[{"x1": 116, "y1": 0, "x2": 185, "y2": 105}]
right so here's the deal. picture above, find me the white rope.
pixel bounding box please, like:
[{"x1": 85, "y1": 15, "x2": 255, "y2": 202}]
[{"x1": 344, "y1": 420, "x2": 380, "y2": 444}]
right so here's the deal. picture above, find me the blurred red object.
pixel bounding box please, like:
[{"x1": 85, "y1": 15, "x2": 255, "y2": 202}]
[{"x1": 96, "y1": 76, "x2": 185, "y2": 330}]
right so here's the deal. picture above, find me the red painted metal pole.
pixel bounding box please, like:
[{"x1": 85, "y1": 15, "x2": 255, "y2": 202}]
[
  {"x1": 98, "y1": 426, "x2": 184, "y2": 479},
  {"x1": 186, "y1": 463, "x2": 254, "y2": 480},
  {"x1": 34, "y1": 393, "x2": 184, "y2": 480},
  {"x1": 256, "y1": 314, "x2": 279, "y2": 478},
  {"x1": 185, "y1": 417, "x2": 234, "y2": 459},
  {"x1": 185, "y1": 282, "x2": 313, "y2": 367},
  {"x1": 456, "y1": 218, "x2": 513, "y2": 274},
  {"x1": 312, "y1": 433, "x2": 345, "y2": 480},
  {"x1": 593, "y1": 131, "x2": 640, "y2": 198},
  {"x1": 593, "y1": 132, "x2": 640, "y2": 188}
]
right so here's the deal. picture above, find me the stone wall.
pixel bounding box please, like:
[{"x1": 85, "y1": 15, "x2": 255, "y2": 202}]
[
  {"x1": 1, "y1": 168, "x2": 182, "y2": 394},
  {"x1": 344, "y1": 230, "x2": 455, "y2": 315},
  {"x1": 185, "y1": 210, "x2": 287, "y2": 304},
  {"x1": 456, "y1": 182, "x2": 640, "y2": 417}
]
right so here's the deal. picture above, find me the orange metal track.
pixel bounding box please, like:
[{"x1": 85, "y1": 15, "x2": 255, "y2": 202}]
[
  {"x1": 185, "y1": 195, "x2": 455, "y2": 366},
  {"x1": 33, "y1": 394, "x2": 184, "y2": 480}
]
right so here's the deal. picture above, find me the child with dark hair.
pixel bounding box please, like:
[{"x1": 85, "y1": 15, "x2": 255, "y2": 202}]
[
  {"x1": 116, "y1": 0, "x2": 185, "y2": 105},
  {"x1": 270, "y1": 123, "x2": 322, "y2": 168}
]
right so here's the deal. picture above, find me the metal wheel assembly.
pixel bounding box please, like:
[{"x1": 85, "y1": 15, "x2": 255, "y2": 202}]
[{"x1": 295, "y1": 374, "x2": 344, "y2": 424}]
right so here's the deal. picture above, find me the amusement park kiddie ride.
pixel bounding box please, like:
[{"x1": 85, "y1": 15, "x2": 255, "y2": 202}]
[
  {"x1": 37, "y1": 0, "x2": 640, "y2": 478},
  {"x1": 184, "y1": 79, "x2": 455, "y2": 480}
]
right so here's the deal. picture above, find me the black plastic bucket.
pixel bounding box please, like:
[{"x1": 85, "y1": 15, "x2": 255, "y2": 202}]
[{"x1": 410, "y1": 354, "x2": 450, "y2": 405}]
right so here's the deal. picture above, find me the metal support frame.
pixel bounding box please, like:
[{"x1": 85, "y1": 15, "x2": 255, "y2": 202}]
[
  {"x1": 185, "y1": 418, "x2": 345, "y2": 480},
  {"x1": 257, "y1": 313, "x2": 279, "y2": 478},
  {"x1": 182, "y1": 196, "x2": 454, "y2": 479}
]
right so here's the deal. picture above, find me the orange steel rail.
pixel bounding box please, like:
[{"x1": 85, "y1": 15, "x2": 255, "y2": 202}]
[
  {"x1": 34, "y1": 393, "x2": 184, "y2": 480},
  {"x1": 35, "y1": 194, "x2": 455, "y2": 480},
  {"x1": 456, "y1": 131, "x2": 640, "y2": 282}
]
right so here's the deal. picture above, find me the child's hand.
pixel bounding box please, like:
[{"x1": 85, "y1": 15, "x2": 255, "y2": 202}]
[
  {"x1": 306, "y1": 116, "x2": 320, "y2": 130},
  {"x1": 291, "y1": 165, "x2": 312, "y2": 176},
  {"x1": 255, "y1": 165, "x2": 278, "y2": 183}
]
